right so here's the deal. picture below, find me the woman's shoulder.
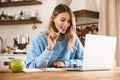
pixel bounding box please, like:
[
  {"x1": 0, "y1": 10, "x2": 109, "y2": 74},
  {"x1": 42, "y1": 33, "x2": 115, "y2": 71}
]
[
  {"x1": 75, "y1": 35, "x2": 79, "y2": 42},
  {"x1": 74, "y1": 35, "x2": 83, "y2": 46}
]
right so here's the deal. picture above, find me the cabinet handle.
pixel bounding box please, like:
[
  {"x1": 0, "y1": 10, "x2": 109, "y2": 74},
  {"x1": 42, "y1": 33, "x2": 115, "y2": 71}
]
[
  {"x1": 4, "y1": 61, "x2": 10, "y2": 66},
  {"x1": 8, "y1": 57, "x2": 15, "y2": 59}
]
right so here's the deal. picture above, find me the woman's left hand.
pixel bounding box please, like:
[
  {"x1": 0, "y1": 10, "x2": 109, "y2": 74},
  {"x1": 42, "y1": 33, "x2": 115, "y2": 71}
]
[{"x1": 51, "y1": 61, "x2": 65, "y2": 68}]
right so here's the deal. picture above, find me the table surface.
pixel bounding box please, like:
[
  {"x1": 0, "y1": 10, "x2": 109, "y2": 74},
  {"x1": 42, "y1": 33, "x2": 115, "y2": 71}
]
[{"x1": 0, "y1": 67, "x2": 120, "y2": 80}]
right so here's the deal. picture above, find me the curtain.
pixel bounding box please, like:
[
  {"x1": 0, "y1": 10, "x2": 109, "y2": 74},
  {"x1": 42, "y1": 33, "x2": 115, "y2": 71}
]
[{"x1": 99, "y1": 0, "x2": 120, "y2": 66}]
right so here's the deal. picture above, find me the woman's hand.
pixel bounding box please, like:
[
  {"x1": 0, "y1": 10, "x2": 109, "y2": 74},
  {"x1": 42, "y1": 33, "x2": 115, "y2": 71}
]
[
  {"x1": 51, "y1": 61, "x2": 65, "y2": 68},
  {"x1": 47, "y1": 31, "x2": 59, "y2": 50}
]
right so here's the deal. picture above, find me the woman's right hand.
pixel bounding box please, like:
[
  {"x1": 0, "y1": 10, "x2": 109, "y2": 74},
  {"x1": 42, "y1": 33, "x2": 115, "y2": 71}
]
[{"x1": 47, "y1": 31, "x2": 59, "y2": 50}]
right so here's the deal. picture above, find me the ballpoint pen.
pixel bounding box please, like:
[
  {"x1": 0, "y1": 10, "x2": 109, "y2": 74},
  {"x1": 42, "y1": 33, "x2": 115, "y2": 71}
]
[{"x1": 56, "y1": 27, "x2": 63, "y2": 36}]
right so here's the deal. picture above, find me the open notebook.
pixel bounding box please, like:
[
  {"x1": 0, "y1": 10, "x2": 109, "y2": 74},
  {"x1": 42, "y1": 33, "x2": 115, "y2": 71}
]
[
  {"x1": 24, "y1": 34, "x2": 116, "y2": 72},
  {"x1": 23, "y1": 68, "x2": 66, "y2": 72}
]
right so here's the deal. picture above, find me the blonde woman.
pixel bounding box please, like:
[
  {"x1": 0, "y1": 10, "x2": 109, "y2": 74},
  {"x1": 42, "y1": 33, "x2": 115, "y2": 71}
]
[{"x1": 26, "y1": 4, "x2": 84, "y2": 68}]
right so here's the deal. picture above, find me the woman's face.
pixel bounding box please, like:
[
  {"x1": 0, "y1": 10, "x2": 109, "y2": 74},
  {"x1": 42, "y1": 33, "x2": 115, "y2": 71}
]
[{"x1": 53, "y1": 12, "x2": 71, "y2": 34}]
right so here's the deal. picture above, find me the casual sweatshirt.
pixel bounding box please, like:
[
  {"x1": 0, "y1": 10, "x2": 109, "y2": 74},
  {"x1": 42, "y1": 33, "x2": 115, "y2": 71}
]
[{"x1": 26, "y1": 33, "x2": 84, "y2": 68}]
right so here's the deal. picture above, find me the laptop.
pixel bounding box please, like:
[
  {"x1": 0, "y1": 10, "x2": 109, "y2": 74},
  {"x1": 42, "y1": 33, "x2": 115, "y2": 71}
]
[
  {"x1": 82, "y1": 34, "x2": 117, "y2": 71},
  {"x1": 65, "y1": 34, "x2": 116, "y2": 71}
]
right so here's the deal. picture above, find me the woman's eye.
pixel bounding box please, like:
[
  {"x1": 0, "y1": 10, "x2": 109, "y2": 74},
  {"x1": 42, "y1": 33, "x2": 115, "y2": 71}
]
[{"x1": 61, "y1": 19, "x2": 65, "y2": 22}]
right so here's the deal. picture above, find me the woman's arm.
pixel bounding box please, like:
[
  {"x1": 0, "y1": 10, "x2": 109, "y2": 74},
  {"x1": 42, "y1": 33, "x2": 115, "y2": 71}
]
[
  {"x1": 26, "y1": 34, "x2": 53, "y2": 68},
  {"x1": 64, "y1": 37, "x2": 84, "y2": 68}
]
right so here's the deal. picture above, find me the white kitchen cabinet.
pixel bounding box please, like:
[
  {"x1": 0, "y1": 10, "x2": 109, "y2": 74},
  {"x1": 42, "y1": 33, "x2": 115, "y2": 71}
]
[{"x1": 0, "y1": 54, "x2": 26, "y2": 69}]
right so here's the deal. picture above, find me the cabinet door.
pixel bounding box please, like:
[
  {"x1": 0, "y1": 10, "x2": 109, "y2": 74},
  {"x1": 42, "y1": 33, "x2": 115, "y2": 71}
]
[{"x1": 0, "y1": 55, "x2": 26, "y2": 69}]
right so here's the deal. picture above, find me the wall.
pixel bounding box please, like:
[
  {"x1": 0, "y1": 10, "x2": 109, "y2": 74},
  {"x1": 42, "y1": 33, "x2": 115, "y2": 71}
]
[{"x1": 69, "y1": 0, "x2": 100, "y2": 11}]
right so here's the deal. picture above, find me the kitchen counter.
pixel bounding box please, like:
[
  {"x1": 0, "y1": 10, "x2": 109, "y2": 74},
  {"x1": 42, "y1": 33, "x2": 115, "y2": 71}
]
[{"x1": 0, "y1": 67, "x2": 120, "y2": 80}]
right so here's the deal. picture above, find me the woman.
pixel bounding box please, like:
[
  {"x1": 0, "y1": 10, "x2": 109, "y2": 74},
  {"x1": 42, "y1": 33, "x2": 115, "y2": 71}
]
[{"x1": 26, "y1": 4, "x2": 84, "y2": 68}]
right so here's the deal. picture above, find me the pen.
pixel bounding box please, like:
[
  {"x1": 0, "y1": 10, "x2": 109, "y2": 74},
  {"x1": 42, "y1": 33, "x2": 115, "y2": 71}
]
[{"x1": 56, "y1": 27, "x2": 63, "y2": 36}]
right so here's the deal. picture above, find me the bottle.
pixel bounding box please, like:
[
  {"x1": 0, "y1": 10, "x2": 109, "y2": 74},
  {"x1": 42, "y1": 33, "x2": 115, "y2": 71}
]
[
  {"x1": 20, "y1": 11, "x2": 24, "y2": 20},
  {"x1": 0, "y1": 11, "x2": 7, "y2": 20}
]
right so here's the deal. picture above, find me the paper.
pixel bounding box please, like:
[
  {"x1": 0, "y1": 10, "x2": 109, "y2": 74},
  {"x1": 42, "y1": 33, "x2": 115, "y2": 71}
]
[
  {"x1": 23, "y1": 68, "x2": 44, "y2": 72},
  {"x1": 41, "y1": 68, "x2": 66, "y2": 71},
  {"x1": 23, "y1": 68, "x2": 66, "y2": 72}
]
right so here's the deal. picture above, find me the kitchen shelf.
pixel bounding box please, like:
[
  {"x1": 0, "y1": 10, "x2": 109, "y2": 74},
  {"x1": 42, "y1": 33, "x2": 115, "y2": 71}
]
[
  {"x1": 73, "y1": 9, "x2": 99, "y2": 26},
  {"x1": 0, "y1": 19, "x2": 42, "y2": 25},
  {"x1": 73, "y1": 10, "x2": 99, "y2": 19},
  {"x1": 0, "y1": 0, "x2": 42, "y2": 8}
]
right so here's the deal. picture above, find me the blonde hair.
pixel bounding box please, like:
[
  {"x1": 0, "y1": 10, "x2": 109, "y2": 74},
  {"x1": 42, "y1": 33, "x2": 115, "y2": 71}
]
[{"x1": 47, "y1": 4, "x2": 77, "y2": 52}]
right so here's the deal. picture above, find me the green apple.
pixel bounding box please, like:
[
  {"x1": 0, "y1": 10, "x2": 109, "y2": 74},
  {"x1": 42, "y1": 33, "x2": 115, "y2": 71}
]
[{"x1": 9, "y1": 59, "x2": 25, "y2": 73}]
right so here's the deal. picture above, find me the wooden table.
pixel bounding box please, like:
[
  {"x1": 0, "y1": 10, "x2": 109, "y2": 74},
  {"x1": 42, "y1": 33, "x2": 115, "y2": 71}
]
[{"x1": 0, "y1": 67, "x2": 120, "y2": 80}]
